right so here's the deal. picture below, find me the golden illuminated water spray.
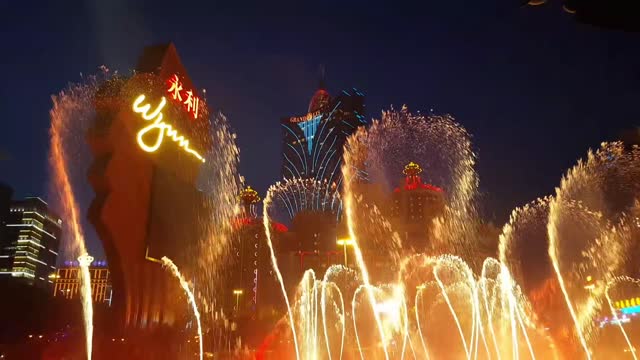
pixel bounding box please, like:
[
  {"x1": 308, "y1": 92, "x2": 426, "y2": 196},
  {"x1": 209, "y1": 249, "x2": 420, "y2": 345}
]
[
  {"x1": 161, "y1": 256, "x2": 203, "y2": 360},
  {"x1": 263, "y1": 189, "x2": 301, "y2": 360},
  {"x1": 77, "y1": 254, "x2": 94, "y2": 359},
  {"x1": 547, "y1": 143, "x2": 640, "y2": 358},
  {"x1": 342, "y1": 171, "x2": 390, "y2": 360},
  {"x1": 604, "y1": 276, "x2": 638, "y2": 360},
  {"x1": 49, "y1": 84, "x2": 95, "y2": 359}
]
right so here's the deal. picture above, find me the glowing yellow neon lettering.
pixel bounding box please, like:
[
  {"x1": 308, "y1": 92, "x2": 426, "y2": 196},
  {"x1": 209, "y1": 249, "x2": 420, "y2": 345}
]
[
  {"x1": 167, "y1": 75, "x2": 183, "y2": 101},
  {"x1": 132, "y1": 95, "x2": 206, "y2": 163}
]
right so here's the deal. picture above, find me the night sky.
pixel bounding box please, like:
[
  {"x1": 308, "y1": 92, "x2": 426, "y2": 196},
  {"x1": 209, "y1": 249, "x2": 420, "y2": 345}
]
[{"x1": 1, "y1": 1, "x2": 639, "y2": 259}]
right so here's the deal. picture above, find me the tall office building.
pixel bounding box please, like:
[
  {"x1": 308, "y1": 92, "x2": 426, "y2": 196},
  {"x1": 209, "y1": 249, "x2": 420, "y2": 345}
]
[
  {"x1": 0, "y1": 197, "x2": 62, "y2": 288},
  {"x1": 0, "y1": 183, "x2": 12, "y2": 245},
  {"x1": 281, "y1": 81, "x2": 365, "y2": 196}
]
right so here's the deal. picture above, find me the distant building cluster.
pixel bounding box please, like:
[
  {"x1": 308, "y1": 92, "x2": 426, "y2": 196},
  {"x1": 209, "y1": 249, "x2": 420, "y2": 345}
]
[
  {"x1": 52, "y1": 265, "x2": 112, "y2": 304},
  {"x1": 222, "y1": 82, "x2": 511, "y2": 327},
  {"x1": 0, "y1": 184, "x2": 111, "y2": 305}
]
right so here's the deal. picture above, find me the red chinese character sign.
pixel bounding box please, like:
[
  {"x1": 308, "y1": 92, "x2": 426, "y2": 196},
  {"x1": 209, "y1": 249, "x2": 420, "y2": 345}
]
[{"x1": 166, "y1": 74, "x2": 201, "y2": 119}]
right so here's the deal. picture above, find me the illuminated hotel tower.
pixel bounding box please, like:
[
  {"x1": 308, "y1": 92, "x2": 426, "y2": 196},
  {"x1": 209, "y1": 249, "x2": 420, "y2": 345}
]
[
  {"x1": 0, "y1": 197, "x2": 61, "y2": 288},
  {"x1": 281, "y1": 80, "x2": 365, "y2": 198}
]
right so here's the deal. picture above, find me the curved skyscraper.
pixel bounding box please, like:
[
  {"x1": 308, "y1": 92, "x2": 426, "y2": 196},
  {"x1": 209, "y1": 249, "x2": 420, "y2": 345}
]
[{"x1": 280, "y1": 81, "x2": 365, "y2": 213}]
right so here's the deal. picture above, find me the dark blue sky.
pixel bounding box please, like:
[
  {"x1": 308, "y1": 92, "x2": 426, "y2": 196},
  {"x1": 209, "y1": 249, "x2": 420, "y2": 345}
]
[{"x1": 1, "y1": 1, "x2": 639, "y2": 258}]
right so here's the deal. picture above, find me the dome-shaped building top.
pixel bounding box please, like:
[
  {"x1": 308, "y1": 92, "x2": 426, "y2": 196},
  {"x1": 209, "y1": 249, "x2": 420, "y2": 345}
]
[{"x1": 308, "y1": 84, "x2": 331, "y2": 113}]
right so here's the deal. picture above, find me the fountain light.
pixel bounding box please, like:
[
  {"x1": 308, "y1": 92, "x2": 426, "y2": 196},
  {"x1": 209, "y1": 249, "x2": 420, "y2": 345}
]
[
  {"x1": 337, "y1": 238, "x2": 354, "y2": 266},
  {"x1": 233, "y1": 289, "x2": 243, "y2": 311},
  {"x1": 336, "y1": 238, "x2": 354, "y2": 246},
  {"x1": 161, "y1": 256, "x2": 203, "y2": 360}
]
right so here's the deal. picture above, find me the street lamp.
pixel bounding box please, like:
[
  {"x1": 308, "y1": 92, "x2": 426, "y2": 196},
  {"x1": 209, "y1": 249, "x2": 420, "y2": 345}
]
[
  {"x1": 584, "y1": 275, "x2": 595, "y2": 291},
  {"x1": 233, "y1": 289, "x2": 243, "y2": 311},
  {"x1": 336, "y1": 238, "x2": 355, "y2": 266}
]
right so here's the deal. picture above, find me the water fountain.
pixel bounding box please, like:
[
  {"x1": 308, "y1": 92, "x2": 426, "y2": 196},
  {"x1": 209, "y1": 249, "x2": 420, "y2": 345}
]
[
  {"x1": 46, "y1": 60, "x2": 639, "y2": 358},
  {"x1": 47, "y1": 60, "x2": 240, "y2": 358},
  {"x1": 161, "y1": 256, "x2": 203, "y2": 360},
  {"x1": 261, "y1": 108, "x2": 640, "y2": 359},
  {"x1": 49, "y1": 73, "x2": 105, "y2": 359}
]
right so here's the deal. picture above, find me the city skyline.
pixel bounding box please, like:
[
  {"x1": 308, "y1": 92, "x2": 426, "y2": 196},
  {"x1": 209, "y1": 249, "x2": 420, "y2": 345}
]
[{"x1": 1, "y1": 2, "x2": 639, "y2": 358}]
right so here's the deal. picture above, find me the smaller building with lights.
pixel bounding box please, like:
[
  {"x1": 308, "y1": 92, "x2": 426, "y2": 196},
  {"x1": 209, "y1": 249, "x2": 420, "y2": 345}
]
[
  {"x1": 390, "y1": 162, "x2": 445, "y2": 252},
  {"x1": 230, "y1": 186, "x2": 287, "y2": 319},
  {"x1": 52, "y1": 260, "x2": 112, "y2": 304},
  {"x1": 0, "y1": 197, "x2": 61, "y2": 288}
]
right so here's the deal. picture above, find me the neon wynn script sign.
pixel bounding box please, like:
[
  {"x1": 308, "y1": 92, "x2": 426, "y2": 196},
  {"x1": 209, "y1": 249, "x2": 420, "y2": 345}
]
[{"x1": 132, "y1": 95, "x2": 206, "y2": 163}]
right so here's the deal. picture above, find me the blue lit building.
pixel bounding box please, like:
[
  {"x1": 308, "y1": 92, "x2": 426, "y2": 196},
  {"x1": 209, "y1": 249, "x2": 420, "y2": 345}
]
[{"x1": 280, "y1": 82, "x2": 365, "y2": 207}]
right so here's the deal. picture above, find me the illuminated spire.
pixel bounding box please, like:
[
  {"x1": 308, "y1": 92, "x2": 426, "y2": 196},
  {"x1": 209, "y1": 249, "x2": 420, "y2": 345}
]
[
  {"x1": 319, "y1": 64, "x2": 326, "y2": 90},
  {"x1": 239, "y1": 186, "x2": 261, "y2": 218},
  {"x1": 239, "y1": 186, "x2": 261, "y2": 205},
  {"x1": 403, "y1": 162, "x2": 423, "y2": 177}
]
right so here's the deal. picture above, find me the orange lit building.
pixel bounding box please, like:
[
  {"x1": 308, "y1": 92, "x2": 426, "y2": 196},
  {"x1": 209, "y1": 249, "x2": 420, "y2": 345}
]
[
  {"x1": 390, "y1": 162, "x2": 446, "y2": 251},
  {"x1": 87, "y1": 43, "x2": 213, "y2": 330},
  {"x1": 52, "y1": 264, "x2": 111, "y2": 304},
  {"x1": 337, "y1": 162, "x2": 447, "y2": 280},
  {"x1": 277, "y1": 210, "x2": 341, "y2": 286}
]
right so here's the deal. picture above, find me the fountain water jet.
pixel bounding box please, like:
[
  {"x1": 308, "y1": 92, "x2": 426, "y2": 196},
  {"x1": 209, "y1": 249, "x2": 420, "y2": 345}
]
[
  {"x1": 547, "y1": 142, "x2": 640, "y2": 357},
  {"x1": 49, "y1": 74, "x2": 104, "y2": 359},
  {"x1": 263, "y1": 189, "x2": 301, "y2": 360},
  {"x1": 604, "y1": 276, "x2": 639, "y2": 360},
  {"x1": 161, "y1": 256, "x2": 203, "y2": 360}
]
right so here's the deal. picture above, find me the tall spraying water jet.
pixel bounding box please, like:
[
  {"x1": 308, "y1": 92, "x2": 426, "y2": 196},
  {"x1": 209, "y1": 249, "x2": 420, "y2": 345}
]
[
  {"x1": 320, "y1": 280, "x2": 346, "y2": 360},
  {"x1": 161, "y1": 256, "x2": 203, "y2": 360},
  {"x1": 342, "y1": 140, "x2": 390, "y2": 359},
  {"x1": 263, "y1": 187, "x2": 301, "y2": 360},
  {"x1": 49, "y1": 73, "x2": 106, "y2": 359},
  {"x1": 547, "y1": 142, "x2": 640, "y2": 356},
  {"x1": 498, "y1": 196, "x2": 552, "y2": 285},
  {"x1": 196, "y1": 110, "x2": 241, "y2": 307},
  {"x1": 604, "y1": 276, "x2": 639, "y2": 359},
  {"x1": 77, "y1": 254, "x2": 94, "y2": 359}
]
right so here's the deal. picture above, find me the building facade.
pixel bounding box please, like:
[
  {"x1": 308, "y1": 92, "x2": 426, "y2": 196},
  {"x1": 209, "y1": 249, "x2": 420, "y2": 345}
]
[
  {"x1": 52, "y1": 262, "x2": 112, "y2": 304},
  {"x1": 281, "y1": 82, "x2": 365, "y2": 202},
  {"x1": 0, "y1": 197, "x2": 61, "y2": 288},
  {"x1": 390, "y1": 162, "x2": 446, "y2": 252},
  {"x1": 277, "y1": 210, "x2": 341, "y2": 284},
  {"x1": 0, "y1": 183, "x2": 12, "y2": 246},
  {"x1": 87, "y1": 43, "x2": 214, "y2": 329},
  {"x1": 275, "y1": 82, "x2": 365, "y2": 283},
  {"x1": 231, "y1": 187, "x2": 286, "y2": 318}
]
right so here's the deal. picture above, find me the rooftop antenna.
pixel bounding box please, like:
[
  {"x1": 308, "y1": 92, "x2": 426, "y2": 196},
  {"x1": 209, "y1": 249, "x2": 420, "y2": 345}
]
[{"x1": 318, "y1": 64, "x2": 326, "y2": 89}]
